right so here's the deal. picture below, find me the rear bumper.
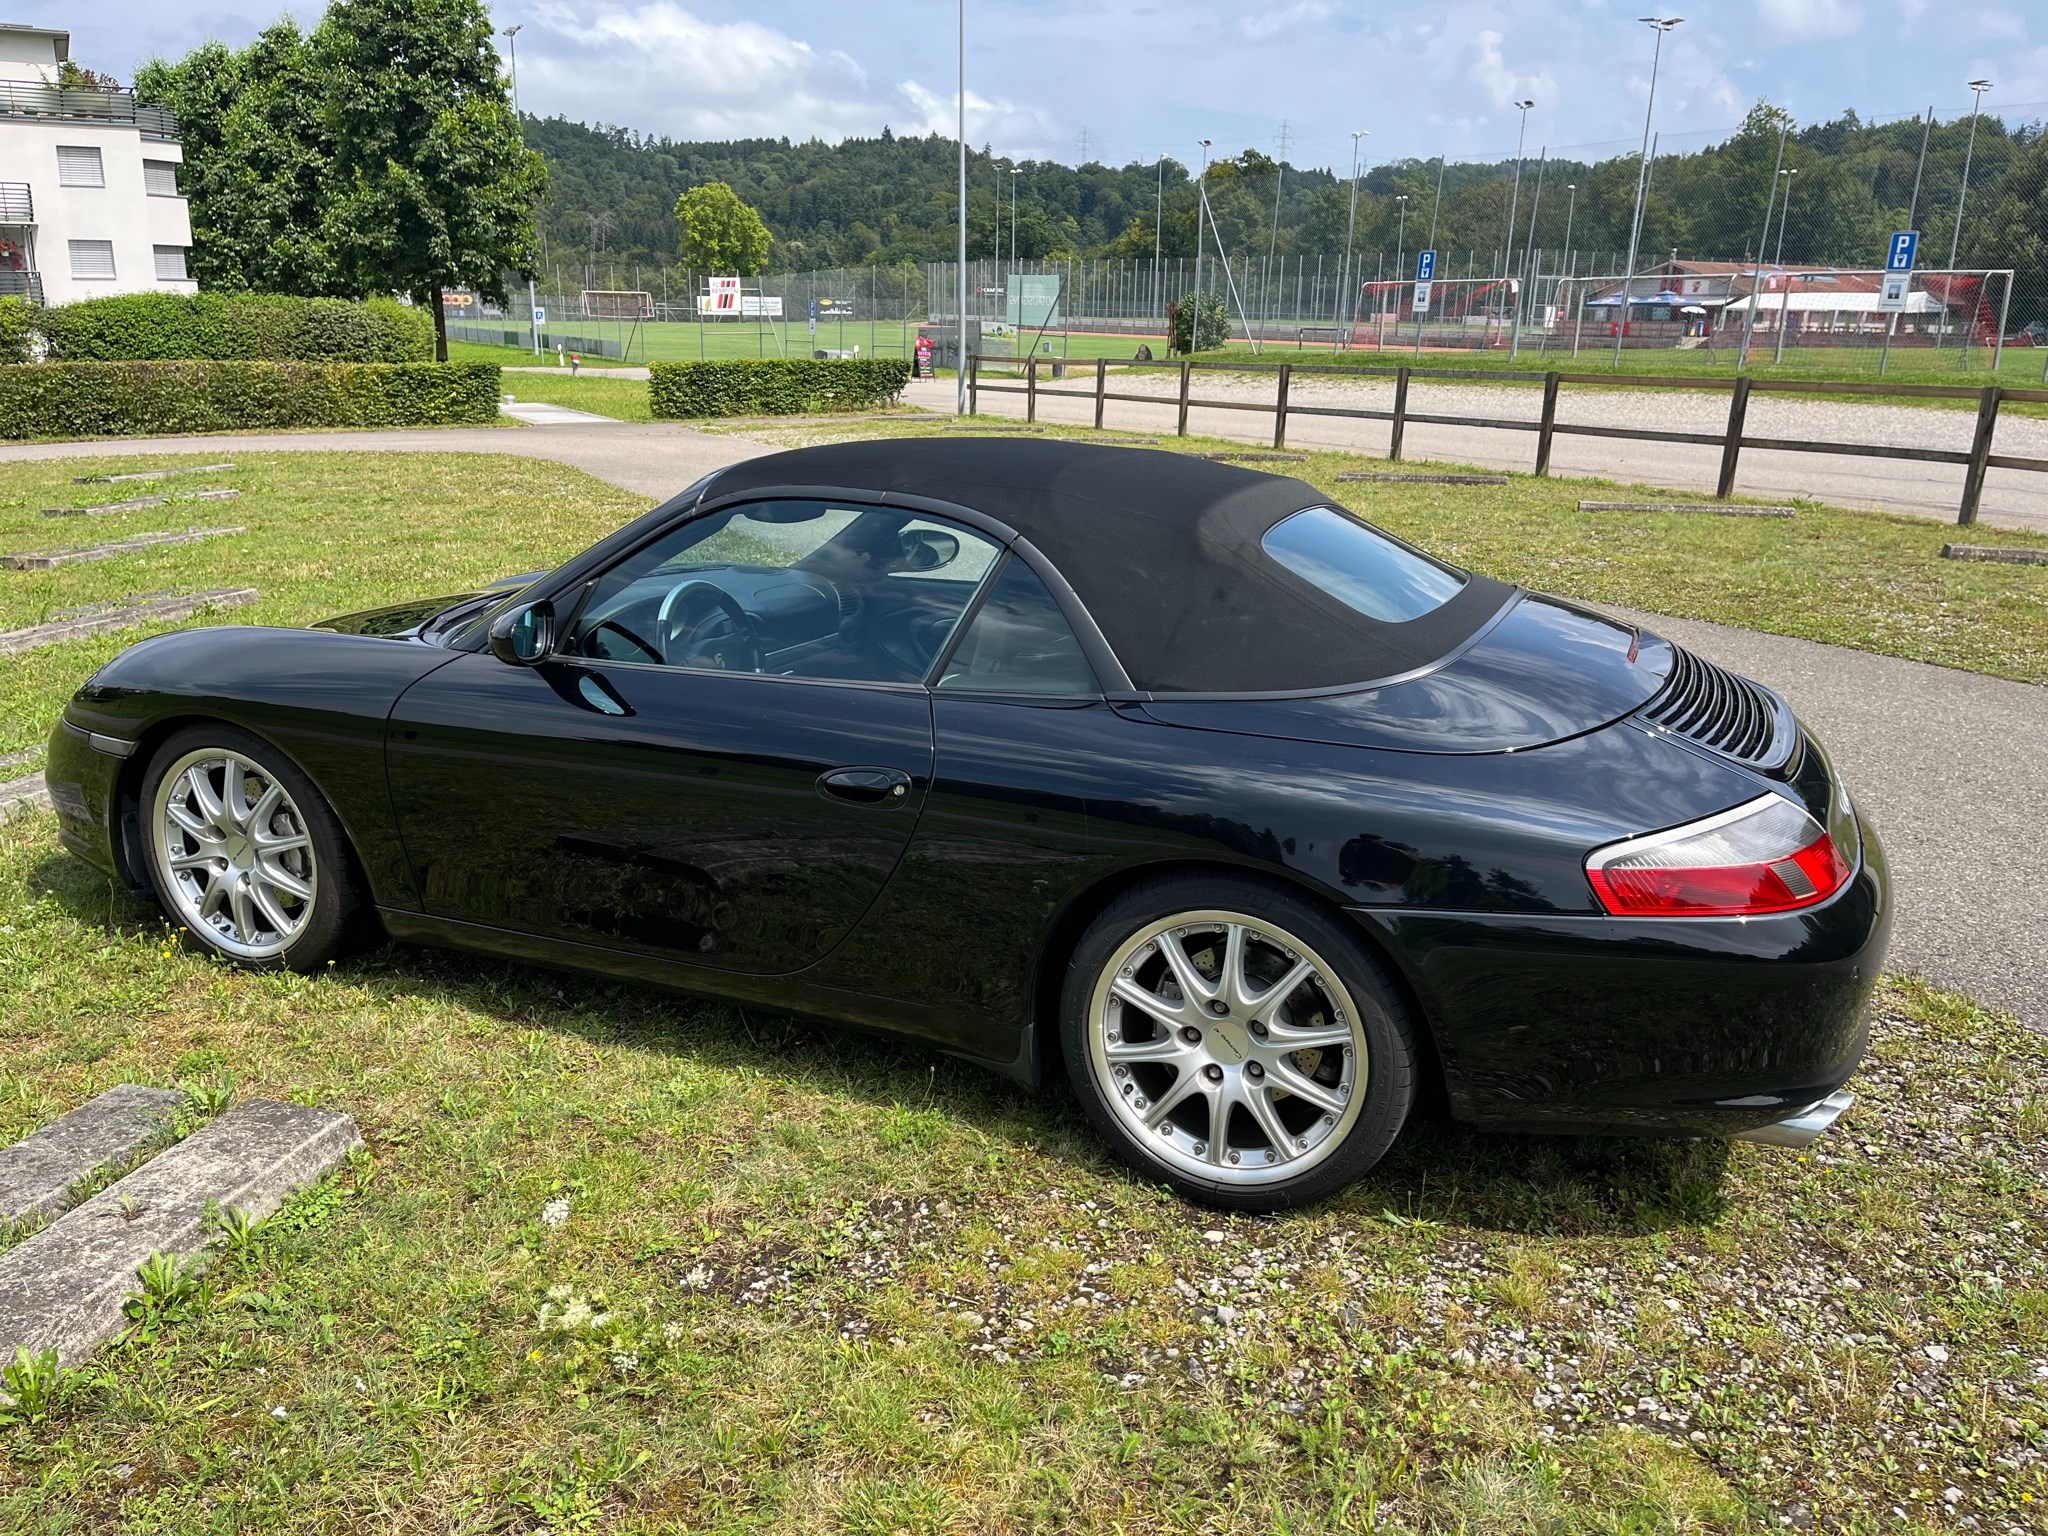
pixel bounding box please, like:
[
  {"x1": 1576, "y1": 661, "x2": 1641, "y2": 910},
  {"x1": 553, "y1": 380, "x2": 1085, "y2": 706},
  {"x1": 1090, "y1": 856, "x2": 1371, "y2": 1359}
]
[{"x1": 1352, "y1": 806, "x2": 1891, "y2": 1139}]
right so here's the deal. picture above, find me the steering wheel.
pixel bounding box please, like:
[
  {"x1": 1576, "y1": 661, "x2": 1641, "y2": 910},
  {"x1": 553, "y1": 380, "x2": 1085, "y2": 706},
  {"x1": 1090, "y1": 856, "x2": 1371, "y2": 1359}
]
[{"x1": 657, "y1": 580, "x2": 762, "y2": 672}]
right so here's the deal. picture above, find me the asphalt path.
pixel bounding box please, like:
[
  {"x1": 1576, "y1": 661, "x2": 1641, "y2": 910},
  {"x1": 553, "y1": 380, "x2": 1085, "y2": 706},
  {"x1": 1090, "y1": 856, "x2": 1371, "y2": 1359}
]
[
  {"x1": 910, "y1": 374, "x2": 2048, "y2": 531},
  {"x1": 2, "y1": 421, "x2": 2040, "y2": 1024}
]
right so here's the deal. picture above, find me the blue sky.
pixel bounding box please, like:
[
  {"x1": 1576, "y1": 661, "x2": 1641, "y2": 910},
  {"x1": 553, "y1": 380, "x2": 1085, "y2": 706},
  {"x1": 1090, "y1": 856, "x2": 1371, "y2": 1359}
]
[{"x1": 39, "y1": 0, "x2": 2048, "y2": 171}]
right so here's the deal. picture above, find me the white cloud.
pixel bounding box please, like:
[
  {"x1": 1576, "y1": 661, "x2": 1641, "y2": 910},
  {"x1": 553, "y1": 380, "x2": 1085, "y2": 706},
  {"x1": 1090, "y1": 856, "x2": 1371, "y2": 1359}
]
[
  {"x1": 1755, "y1": 0, "x2": 1865, "y2": 42},
  {"x1": 1241, "y1": 1, "x2": 1337, "y2": 42},
  {"x1": 1466, "y1": 29, "x2": 1558, "y2": 126}
]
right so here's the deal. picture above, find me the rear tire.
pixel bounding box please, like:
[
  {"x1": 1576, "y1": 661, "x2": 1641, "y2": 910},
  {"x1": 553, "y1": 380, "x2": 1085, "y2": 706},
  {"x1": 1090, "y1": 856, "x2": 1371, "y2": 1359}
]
[
  {"x1": 139, "y1": 724, "x2": 366, "y2": 973},
  {"x1": 1059, "y1": 872, "x2": 1417, "y2": 1211}
]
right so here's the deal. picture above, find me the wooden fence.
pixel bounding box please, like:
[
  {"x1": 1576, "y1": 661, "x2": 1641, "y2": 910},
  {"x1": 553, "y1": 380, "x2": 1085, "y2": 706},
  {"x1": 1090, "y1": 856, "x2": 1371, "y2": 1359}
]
[{"x1": 965, "y1": 355, "x2": 2048, "y2": 525}]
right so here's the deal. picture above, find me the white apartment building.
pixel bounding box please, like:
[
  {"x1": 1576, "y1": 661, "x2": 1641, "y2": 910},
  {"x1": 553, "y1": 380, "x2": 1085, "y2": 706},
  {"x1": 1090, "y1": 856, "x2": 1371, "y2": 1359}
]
[{"x1": 0, "y1": 23, "x2": 194, "y2": 306}]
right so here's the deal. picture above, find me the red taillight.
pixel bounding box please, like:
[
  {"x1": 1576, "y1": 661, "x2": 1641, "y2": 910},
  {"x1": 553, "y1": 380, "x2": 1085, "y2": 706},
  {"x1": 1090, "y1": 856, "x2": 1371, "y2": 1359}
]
[{"x1": 1586, "y1": 794, "x2": 1854, "y2": 918}]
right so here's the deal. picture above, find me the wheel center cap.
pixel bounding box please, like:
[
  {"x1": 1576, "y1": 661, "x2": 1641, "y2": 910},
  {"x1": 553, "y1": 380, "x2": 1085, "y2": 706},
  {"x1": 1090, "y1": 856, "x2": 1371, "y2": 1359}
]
[
  {"x1": 1208, "y1": 1019, "x2": 1249, "y2": 1064},
  {"x1": 222, "y1": 831, "x2": 253, "y2": 866}
]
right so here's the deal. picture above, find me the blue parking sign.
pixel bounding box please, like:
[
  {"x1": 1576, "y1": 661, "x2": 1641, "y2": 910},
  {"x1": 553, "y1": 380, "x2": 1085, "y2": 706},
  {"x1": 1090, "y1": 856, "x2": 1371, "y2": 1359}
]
[
  {"x1": 1417, "y1": 250, "x2": 1436, "y2": 282},
  {"x1": 1886, "y1": 231, "x2": 1919, "y2": 272}
]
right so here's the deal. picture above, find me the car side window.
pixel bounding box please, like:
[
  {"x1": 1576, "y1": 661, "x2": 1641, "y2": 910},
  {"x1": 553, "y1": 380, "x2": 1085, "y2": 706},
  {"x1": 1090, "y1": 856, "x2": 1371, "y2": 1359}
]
[
  {"x1": 560, "y1": 499, "x2": 1002, "y2": 686},
  {"x1": 937, "y1": 556, "x2": 1098, "y2": 695}
]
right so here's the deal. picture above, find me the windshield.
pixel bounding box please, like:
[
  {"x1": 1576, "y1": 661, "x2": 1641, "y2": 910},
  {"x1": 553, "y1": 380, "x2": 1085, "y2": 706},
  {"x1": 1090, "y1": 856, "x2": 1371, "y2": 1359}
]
[{"x1": 1261, "y1": 506, "x2": 1467, "y2": 624}]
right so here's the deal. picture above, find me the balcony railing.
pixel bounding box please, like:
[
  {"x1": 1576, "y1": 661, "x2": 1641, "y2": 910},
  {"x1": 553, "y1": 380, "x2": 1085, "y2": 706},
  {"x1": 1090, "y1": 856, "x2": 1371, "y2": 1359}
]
[
  {"x1": 0, "y1": 183, "x2": 31, "y2": 222},
  {"x1": 0, "y1": 81, "x2": 178, "y2": 139},
  {"x1": 0, "y1": 271, "x2": 44, "y2": 303}
]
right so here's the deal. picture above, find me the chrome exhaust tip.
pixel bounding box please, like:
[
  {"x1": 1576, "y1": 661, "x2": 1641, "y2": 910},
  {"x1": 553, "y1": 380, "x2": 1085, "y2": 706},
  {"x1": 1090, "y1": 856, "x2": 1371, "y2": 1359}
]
[{"x1": 1733, "y1": 1089, "x2": 1855, "y2": 1149}]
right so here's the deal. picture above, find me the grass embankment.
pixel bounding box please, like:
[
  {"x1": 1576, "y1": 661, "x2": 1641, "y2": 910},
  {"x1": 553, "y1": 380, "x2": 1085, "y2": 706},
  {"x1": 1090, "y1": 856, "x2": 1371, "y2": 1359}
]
[
  {"x1": 0, "y1": 824, "x2": 2043, "y2": 1531},
  {"x1": 1, "y1": 448, "x2": 2045, "y2": 1529}
]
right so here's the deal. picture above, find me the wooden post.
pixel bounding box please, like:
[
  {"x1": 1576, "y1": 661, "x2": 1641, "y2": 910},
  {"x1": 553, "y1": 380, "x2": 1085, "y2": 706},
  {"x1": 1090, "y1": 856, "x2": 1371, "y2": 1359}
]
[
  {"x1": 1715, "y1": 376, "x2": 1752, "y2": 499},
  {"x1": 1026, "y1": 354, "x2": 1038, "y2": 423},
  {"x1": 1094, "y1": 357, "x2": 1107, "y2": 430},
  {"x1": 1389, "y1": 366, "x2": 1410, "y2": 461},
  {"x1": 1534, "y1": 372, "x2": 1561, "y2": 476},
  {"x1": 1958, "y1": 386, "x2": 2002, "y2": 526},
  {"x1": 1177, "y1": 360, "x2": 1192, "y2": 436},
  {"x1": 967, "y1": 352, "x2": 979, "y2": 415},
  {"x1": 1273, "y1": 363, "x2": 1292, "y2": 449}
]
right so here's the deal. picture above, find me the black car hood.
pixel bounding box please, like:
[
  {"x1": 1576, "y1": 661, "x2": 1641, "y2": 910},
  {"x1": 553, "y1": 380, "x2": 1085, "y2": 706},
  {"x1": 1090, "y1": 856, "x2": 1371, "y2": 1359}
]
[
  {"x1": 313, "y1": 572, "x2": 547, "y2": 639},
  {"x1": 1135, "y1": 592, "x2": 1675, "y2": 754}
]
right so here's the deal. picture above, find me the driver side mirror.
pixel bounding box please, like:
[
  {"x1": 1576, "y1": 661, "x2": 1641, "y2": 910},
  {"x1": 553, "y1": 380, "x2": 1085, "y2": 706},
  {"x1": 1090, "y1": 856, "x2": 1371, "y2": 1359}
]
[
  {"x1": 895, "y1": 528, "x2": 961, "y2": 572},
  {"x1": 488, "y1": 599, "x2": 554, "y2": 666}
]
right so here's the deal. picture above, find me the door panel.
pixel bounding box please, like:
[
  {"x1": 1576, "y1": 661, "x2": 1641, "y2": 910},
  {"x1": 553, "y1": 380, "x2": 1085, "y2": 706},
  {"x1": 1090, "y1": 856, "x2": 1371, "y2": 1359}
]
[{"x1": 386, "y1": 654, "x2": 932, "y2": 975}]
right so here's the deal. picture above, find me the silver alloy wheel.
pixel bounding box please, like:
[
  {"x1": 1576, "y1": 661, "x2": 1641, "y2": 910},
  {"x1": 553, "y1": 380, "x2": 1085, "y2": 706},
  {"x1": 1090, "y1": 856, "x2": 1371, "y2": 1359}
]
[
  {"x1": 151, "y1": 748, "x2": 318, "y2": 961},
  {"x1": 1086, "y1": 909, "x2": 1368, "y2": 1186}
]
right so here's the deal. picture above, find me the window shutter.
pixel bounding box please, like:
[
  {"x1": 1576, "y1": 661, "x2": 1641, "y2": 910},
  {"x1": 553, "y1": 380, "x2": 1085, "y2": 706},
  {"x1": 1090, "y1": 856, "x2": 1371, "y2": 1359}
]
[
  {"x1": 143, "y1": 160, "x2": 180, "y2": 197},
  {"x1": 153, "y1": 246, "x2": 188, "y2": 282},
  {"x1": 68, "y1": 240, "x2": 116, "y2": 280},
  {"x1": 56, "y1": 146, "x2": 105, "y2": 188}
]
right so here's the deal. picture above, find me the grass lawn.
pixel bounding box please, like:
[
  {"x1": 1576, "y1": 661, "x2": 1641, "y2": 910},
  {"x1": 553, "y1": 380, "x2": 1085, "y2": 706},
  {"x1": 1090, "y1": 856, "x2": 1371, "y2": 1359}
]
[
  {"x1": 497, "y1": 372, "x2": 657, "y2": 423},
  {"x1": 2, "y1": 447, "x2": 2046, "y2": 1529},
  {"x1": 0, "y1": 825, "x2": 2044, "y2": 1532}
]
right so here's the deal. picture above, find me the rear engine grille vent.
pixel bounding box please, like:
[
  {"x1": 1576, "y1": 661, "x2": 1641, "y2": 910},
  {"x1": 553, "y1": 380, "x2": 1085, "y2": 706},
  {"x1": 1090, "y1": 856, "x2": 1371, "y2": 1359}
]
[{"x1": 1638, "y1": 647, "x2": 1789, "y2": 770}]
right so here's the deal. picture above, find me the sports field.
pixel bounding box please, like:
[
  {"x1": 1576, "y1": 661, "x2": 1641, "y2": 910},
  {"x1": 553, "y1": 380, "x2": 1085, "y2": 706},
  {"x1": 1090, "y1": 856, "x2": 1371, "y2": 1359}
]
[{"x1": 447, "y1": 320, "x2": 1169, "y2": 368}]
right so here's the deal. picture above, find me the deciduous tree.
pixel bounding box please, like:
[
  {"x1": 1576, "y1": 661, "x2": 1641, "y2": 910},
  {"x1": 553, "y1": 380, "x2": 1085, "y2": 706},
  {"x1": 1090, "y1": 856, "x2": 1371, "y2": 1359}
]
[{"x1": 675, "y1": 182, "x2": 773, "y2": 275}]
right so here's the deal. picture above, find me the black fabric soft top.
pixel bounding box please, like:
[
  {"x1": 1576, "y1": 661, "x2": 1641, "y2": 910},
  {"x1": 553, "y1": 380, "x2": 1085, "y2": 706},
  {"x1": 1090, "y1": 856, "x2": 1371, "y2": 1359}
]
[{"x1": 700, "y1": 438, "x2": 1513, "y2": 695}]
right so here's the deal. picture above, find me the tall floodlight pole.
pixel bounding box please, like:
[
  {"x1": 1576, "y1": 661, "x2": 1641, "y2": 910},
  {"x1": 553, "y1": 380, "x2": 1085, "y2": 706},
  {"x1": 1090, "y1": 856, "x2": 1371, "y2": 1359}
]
[
  {"x1": 1154, "y1": 154, "x2": 1165, "y2": 320},
  {"x1": 1614, "y1": 16, "x2": 1681, "y2": 365},
  {"x1": 1393, "y1": 195, "x2": 1409, "y2": 283},
  {"x1": 1190, "y1": 139, "x2": 1212, "y2": 352},
  {"x1": 1773, "y1": 167, "x2": 1798, "y2": 266},
  {"x1": 1772, "y1": 166, "x2": 1801, "y2": 362},
  {"x1": 1511, "y1": 148, "x2": 1546, "y2": 354},
  {"x1": 503, "y1": 25, "x2": 538, "y2": 356},
  {"x1": 1009, "y1": 166, "x2": 1020, "y2": 274},
  {"x1": 1337, "y1": 129, "x2": 1368, "y2": 337},
  {"x1": 1738, "y1": 122, "x2": 1787, "y2": 368},
  {"x1": 1502, "y1": 98, "x2": 1534, "y2": 340},
  {"x1": 955, "y1": 0, "x2": 968, "y2": 413},
  {"x1": 1948, "y1": 79, "x2": 1993, "y2": 271}
]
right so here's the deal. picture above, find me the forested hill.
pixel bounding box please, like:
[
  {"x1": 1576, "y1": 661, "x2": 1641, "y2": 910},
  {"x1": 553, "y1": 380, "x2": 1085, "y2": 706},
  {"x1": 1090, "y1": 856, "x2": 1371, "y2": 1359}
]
[{"x1": 527, "y1": 107, "x2": 2047, "y2": 291}]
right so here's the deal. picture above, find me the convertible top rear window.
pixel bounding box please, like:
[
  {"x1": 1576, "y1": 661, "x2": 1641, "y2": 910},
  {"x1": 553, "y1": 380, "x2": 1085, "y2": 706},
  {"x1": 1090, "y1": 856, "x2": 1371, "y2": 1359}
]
[{"x1": 1261, "y1": 507, "x2": 1466, "y2": 624}]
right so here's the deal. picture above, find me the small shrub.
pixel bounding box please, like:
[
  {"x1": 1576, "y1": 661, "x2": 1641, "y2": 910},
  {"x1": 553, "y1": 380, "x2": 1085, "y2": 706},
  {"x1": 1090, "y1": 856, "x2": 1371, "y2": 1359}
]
[
  {"x1": 0, "y1": 360, "x2": 501, "y2": 439},
  {"x1": 32, "y1": 292, "x2": 433, "y2": 363},
  {"x1": 648, "y1": 357, "x2": 911, "y2": 419},
  {"x1": 1170, "y1": 291, "x2": 1230, "y2": 354}
]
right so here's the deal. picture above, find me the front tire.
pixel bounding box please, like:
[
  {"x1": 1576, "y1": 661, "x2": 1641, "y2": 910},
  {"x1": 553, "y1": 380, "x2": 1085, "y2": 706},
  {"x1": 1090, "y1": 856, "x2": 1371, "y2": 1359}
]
[
  {"x1": 1059, "y1": 873, "x2": 1418, "y2": 1211},
  {"x1": 139, "y1": 724, "x2": 365, "y2": 972}
]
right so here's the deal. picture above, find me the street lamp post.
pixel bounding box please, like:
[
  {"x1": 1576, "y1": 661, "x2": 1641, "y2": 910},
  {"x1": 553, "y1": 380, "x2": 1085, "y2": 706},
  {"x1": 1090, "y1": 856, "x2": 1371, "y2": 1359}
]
[
  {"x1": 1773, "y1": 167, "x2": 1798, "y2": 266},
  {"x1": 1393, "y1": 195, "x2": 1409, "y2": 286},
  {"x1": 1502, "y1": 98, "x2": 1534, "y2": 343},
  {"x1": 1337, "y1": 129, "x2": 1368, "y2": 343},
  {"x1": 1948, "y1": 79, "x2": 1993, "y2": 272},
  {"x1": 1009, "y1": 165, "x2": 1021, "y2": 291},
  {"x1": 502, "y1": 25, "x2": 538, "y2": 356},
  {"x1": 1614, "y1": 16, "x2": 1681, "y2": 365}
]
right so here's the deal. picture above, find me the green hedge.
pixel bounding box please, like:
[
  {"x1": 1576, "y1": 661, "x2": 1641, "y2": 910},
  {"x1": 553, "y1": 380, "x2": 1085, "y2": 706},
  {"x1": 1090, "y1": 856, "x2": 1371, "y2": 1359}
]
[
  {"x1": 649, "y1": 358, "x2": 912, "y2": 419},
  {"x1": 29, "y1": 293, "x2": 434, "y2": 363},
  {"x1": 0, "y1": 361, "x2": 501, "y2": 439},
  {"x1": 0, "y1": 298, "x2": 35, "y2": 366}
]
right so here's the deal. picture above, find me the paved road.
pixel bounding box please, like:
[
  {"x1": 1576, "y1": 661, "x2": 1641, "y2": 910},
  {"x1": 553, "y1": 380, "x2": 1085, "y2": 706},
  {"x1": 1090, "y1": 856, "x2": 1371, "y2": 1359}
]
[
  {"x1": 1, "y1": 421, "x2": 2040, "y2": 1023},
  {"x1": 912, "y1": 374, "x2": 2048, "y2": 532}
]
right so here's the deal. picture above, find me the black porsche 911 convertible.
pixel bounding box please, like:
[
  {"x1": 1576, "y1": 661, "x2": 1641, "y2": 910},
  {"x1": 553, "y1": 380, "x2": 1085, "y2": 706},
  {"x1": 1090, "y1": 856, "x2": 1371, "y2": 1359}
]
[{"x1": 47, "y1": 440, "x2": 1889, "y2": 1209}]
